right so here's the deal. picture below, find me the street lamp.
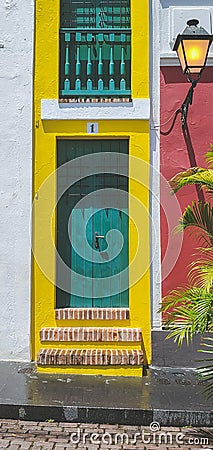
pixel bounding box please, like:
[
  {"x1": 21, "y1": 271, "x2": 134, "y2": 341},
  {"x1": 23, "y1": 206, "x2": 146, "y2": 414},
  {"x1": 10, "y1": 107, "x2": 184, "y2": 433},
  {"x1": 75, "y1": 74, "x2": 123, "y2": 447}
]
[{"x1": 173, "y1": 19, "x2": 213, "y2": 127}]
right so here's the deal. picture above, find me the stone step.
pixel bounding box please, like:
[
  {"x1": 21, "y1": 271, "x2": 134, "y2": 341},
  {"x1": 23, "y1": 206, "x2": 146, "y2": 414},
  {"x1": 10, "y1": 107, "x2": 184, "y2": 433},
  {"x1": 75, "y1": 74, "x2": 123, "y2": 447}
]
[
  {"x1": 37, "y1": 349, "x2": 143, "y2": 366},
  {"x1": 40, "y1": 327, "x2": 142, "y2": 343},
  {"x1": 55, "y1": 308, "x2": 129, "y2": 321}
]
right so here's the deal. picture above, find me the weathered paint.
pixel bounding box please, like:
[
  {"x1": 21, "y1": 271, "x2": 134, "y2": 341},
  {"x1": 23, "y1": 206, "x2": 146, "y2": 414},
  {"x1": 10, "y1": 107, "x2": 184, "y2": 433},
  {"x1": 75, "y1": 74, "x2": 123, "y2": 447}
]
[
  {"x1": 33, "y1": 0, "x2": 151, "y2": 374},
  {"x1": 41, "y1": 99, "x2": 150, "y2": 121},
  {"x1": 160, "y1": 66, "x2": 213, "y2": 296},
  {"x1": 150, "y1": 0, "x2": 162, "y2": 329},
  {"x1": 0, "y1": 0, "x2": 34, "y2": 360}
]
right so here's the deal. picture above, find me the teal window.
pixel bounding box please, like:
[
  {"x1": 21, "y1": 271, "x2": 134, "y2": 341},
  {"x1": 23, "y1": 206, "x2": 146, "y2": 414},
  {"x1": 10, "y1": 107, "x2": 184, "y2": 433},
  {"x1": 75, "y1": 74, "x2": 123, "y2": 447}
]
[{"x1": 60, "y1": 0, "x2": 131, "y2": 99}]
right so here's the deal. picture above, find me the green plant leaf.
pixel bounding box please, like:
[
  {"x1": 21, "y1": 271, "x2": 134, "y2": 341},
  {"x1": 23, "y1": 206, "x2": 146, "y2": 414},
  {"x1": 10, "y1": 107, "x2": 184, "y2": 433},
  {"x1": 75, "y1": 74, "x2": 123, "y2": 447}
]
[
  {"x1": 160, "y1": 287, "x2": 213, "y2": 346},
  {"x1": 170, "y1": 168, "x2": 213, "y2": 193},
  {"x1": 189, "y1": 249, "x2": 213, "y2": 292},
  {"x1": 177, "y1": 201, "x2": 213, "y2": 246},
  {"x1": 206, "y1": 145, "x2": 213, "y2": 167},
  {"x1": 197, "y1": 335, "x2": 213, "y2": 399}
]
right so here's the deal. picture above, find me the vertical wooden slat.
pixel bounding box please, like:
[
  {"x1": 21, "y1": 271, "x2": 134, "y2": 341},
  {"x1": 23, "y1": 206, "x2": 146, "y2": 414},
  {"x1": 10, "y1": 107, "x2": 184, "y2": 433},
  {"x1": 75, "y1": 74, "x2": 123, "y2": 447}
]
[
  {"x1": 120, "y1": 33, "x2": 126, "y2": 91},
  {"x1": 64, "y1": 33, "x2": 71, "y2": 91},
  {"x1": 98, "y1": 33, "x2": 104, "y2": 91},
  {"x1": 75, "y1": 32, "x2": 81, "y2": 90},
  {"x1": 87, "y1": 33, "x2": 93, "y2": 90},
  {"x1": 109, "y1": 33, "x2": 115, "y2": 92}
]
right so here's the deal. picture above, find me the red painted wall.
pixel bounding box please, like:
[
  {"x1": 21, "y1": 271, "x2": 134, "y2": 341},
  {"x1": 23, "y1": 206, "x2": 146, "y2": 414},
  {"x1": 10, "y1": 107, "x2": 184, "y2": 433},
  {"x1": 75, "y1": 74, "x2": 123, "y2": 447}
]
[{"x1": 160, "y1": 66, "x2": 213, "y2": 296}]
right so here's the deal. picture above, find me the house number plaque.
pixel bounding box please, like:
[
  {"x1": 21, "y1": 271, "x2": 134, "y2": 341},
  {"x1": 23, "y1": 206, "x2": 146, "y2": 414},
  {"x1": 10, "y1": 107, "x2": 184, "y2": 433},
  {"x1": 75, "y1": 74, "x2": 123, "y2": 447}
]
[{"x1": 87, "y1": 122, "x2": 98, "y2": 134}]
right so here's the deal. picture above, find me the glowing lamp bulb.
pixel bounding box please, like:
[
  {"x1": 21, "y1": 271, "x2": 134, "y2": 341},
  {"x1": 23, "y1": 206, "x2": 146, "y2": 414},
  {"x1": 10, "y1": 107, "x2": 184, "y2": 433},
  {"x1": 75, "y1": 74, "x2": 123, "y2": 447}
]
[{"x1": 189, "y1": 47, "x2": 200, "y2": 60}]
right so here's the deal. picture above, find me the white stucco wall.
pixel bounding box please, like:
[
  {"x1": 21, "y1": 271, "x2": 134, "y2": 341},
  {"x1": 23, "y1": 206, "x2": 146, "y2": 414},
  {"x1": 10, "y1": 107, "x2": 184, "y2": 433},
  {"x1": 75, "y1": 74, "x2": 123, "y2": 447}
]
[
  {"x1": 0, "y1": 0, "x2": 34, "y2": 360},
  {"x1": 160, "y1": 0, "x2": 213, "y2": 65}
]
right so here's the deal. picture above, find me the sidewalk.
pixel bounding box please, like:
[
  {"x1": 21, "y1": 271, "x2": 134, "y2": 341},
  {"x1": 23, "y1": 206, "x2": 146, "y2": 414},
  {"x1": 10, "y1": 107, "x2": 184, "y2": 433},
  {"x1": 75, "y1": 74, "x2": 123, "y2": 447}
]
[
  {"x1": 0, "y1": 362, "x2": 212, "y2": 427},
  {"x1": 0, "y1": 420, "x2": 212, "y2": 449}
]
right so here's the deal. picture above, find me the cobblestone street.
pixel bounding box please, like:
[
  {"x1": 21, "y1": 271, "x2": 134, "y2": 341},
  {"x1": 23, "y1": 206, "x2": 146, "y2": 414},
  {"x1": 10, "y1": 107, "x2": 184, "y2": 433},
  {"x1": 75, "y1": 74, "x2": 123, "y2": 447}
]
[{"x1": 0, "y1": 420, "x2": 212, "y2": 450}]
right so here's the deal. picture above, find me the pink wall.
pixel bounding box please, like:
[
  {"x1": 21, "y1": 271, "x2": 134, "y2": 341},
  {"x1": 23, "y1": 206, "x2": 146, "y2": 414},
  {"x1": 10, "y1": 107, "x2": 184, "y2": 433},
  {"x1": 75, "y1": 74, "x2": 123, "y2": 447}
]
[{"x1": 160, "y1": 66, "x2": 213, "y2": 296}]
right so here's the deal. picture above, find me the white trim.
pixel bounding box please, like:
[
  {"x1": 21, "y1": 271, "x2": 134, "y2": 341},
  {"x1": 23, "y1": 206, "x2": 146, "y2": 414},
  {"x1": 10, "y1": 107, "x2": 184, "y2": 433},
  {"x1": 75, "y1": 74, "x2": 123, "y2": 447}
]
[
  {"x1": 150, "y1": 0, "x2": 162, "y2": 330},
  {"x1": 160, "y1": 54, "x2": 213, "y2": 67},
  {"x1": 41, "y1": 98, "x2": 150, "y2": 121}
]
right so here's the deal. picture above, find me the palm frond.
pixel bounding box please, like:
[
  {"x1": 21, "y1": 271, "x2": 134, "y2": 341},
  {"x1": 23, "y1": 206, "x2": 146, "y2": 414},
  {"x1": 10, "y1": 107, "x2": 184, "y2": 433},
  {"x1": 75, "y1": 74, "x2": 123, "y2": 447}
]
[
  {"x1": 176, "y1": 201, "x2": 213, "y2": 246},
  {"x1": 189, "y1": 249, "x2": 213, "y2": 292},
  {"x1": 205, "y1": 144, "x2": 213, "y2": 167},
  {"x1": 160, "y1": 287, "x2": 213, "y2": 346},
  {"x1": 197, "y1": 336, "x2": 213, "y2": 399},
  {"x1": 166, "y1": 146, "x2": 213, "y2": 399},
  {"x1": 170, "y1": 167, "x2": 213, "y2": 193},
  {"x1": 167, "y1": 321, "x2": 196, "y2": 346}
]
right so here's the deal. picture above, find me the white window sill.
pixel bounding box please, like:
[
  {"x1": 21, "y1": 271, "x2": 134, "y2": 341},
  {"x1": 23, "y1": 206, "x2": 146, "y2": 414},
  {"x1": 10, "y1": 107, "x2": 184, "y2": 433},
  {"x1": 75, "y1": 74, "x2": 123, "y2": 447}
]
[{"x1": 41, "y1": 98, "x2": 150, "y2": 121}]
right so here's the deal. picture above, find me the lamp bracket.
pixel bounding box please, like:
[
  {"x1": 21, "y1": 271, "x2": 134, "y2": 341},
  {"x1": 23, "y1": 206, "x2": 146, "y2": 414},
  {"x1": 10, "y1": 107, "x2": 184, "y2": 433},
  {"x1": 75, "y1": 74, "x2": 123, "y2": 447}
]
[{"x1": 181, "y1": 75, "x2": 200, "y2": 128}]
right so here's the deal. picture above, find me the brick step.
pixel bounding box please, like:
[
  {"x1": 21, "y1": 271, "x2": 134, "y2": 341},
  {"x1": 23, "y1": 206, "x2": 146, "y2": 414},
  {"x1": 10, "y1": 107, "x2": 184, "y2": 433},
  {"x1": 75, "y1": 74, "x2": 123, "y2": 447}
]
[
  {"x1": 55, "y1": 308, "x2": 129, "y2": 321},
  {"x1": 40, "y1": 327, "x2": 142, "y2": 343},
  {"x1": 37, "y1": 349, "x2": 143, "y2": 366}
]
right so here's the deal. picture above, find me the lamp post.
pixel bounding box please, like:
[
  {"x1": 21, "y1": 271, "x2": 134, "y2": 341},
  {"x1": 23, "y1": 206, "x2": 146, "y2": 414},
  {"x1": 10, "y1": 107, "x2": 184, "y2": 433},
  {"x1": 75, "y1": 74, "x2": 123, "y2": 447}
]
[{"x1": 173, "y1": 19, "x2": 213, "y2": 127}]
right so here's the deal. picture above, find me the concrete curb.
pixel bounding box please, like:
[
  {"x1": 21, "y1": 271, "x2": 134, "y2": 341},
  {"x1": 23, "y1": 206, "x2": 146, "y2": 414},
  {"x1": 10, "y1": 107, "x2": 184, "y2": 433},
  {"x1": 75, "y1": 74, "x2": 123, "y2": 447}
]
[{"x1": 0, "y1": 404, "x2": 212, "y2": 427}]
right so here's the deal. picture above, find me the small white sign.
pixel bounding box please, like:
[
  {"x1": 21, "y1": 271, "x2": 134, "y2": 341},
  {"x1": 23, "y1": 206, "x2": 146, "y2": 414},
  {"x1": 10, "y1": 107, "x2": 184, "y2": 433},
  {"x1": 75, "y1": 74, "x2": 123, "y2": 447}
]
[{"x1": 87, "y1": 122, "x2": 98, "y2": 134}]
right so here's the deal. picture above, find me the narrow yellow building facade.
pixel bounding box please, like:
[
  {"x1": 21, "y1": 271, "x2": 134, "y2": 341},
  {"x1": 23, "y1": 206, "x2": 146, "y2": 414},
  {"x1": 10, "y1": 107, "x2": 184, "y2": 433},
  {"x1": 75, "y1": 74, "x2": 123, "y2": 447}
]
[{"x1": 33, "y1": 0, "x2": 151, "y2": 376}]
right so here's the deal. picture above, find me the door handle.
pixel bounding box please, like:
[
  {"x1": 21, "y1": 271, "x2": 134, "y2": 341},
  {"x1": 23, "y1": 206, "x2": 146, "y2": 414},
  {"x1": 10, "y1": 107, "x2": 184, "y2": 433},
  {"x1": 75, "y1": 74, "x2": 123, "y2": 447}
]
[{"x1": 95, "y1": 232, "x2": 105, "y2": 250}]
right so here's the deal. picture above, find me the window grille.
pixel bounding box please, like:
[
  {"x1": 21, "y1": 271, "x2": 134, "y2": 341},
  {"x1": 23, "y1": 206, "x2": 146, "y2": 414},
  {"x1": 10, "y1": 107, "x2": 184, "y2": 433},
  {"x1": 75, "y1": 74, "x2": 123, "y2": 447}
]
[
  {"x1": 61, "y1": 0, "x2": 130, "y2": 29},
  {"x1": 60, "y1": 0, "x2": 131, "y2": 99}
]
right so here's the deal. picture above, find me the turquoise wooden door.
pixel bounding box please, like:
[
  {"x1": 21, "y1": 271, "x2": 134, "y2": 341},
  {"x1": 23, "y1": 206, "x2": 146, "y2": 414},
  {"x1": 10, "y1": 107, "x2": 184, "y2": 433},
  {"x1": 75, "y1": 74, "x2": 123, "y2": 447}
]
[{"x1": 56, "y1": 139, "x2": 128, "y2": 308}]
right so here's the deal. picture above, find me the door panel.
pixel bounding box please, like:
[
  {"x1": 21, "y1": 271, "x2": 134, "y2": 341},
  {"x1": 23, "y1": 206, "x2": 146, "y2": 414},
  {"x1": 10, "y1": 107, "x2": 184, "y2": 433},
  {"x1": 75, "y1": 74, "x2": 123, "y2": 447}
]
[{"x1": 56, "y1": 139, "x2": 129, "y2": 308}]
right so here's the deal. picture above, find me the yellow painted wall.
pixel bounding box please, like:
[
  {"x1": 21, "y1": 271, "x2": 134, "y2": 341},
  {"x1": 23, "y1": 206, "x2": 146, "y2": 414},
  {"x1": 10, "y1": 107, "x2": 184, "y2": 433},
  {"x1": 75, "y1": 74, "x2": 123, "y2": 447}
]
[{"x1": 33, "y1": 0, "x2": 150, "y2": 374}]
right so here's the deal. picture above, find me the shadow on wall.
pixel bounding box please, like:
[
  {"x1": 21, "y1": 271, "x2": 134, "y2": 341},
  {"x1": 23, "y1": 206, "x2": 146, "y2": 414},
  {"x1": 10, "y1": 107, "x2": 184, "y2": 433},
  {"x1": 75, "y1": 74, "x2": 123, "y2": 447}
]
[
  {"x1": 161, "y1": 66, "x2": 213, "y2": 84},
  {"x1": 152, "y1": 331, "x2": 212, "y2": 368}
]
